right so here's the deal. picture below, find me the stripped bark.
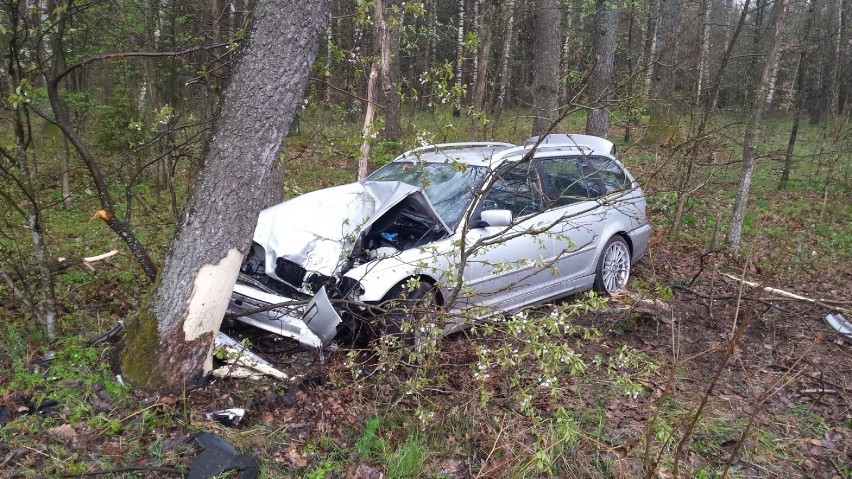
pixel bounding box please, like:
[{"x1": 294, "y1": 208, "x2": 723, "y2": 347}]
[{"x1": 119, "y1": 0, "x2": 328, "y2": 390}]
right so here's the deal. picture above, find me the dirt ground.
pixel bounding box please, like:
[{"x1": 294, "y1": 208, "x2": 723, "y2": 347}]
[{"x1": 176, "y1": 242, "x2": 851, "y2": 478}]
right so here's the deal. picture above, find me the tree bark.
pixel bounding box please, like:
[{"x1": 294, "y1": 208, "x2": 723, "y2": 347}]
[
  {"x1": 454, "y1": 0, "x2": 466, "y2": 116},
  {"x1": 585, "y1": 0, "x2": 617, "y2": 138},
  {"x1": 727, "y1": 0, "x2": 791, "y2": 251},
  {"x1": 359, "y1": 65, "x2": 379, "y2": 181},
  {"x1": 471, "y1": 0, "x2": 497, "y2": 139},
  {"x1": 495, "y1": 0, "x2": 515, "y2": 111},
  {"x1": 532, "y1": 0, "x2": 560, "y2": 135},
  {"x1": 780, "y1": 0, "x2": 815, "y2": 190},
  {"x1": 376, "y1": 0, "x2": 401, "y2": 139},
  {"x1": 119, "y1": 0, "x2": 328, "y2": 391},
  {"x1": 645, "y1": 0, "x2": 682, "y2": 144}
]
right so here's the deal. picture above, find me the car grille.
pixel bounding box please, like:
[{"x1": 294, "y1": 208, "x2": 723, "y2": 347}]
[{"x1": 275, "y1": 258, "x2": 306, "y2": 287}]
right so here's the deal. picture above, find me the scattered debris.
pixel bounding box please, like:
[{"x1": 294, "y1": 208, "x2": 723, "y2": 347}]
[
  {"x1": 187, "y1": 432, "x2": 260, "y2": 479},
  {"x1": 212, "y1": 332, "x2": 290, "y2": 381},
  {"x1": 88, "y1": 322, "x2": 125, "y2": 347},
  {"x1": 0, "y1": 405, "x2": 8, "y2": 426},
  {"x1": 824, "y1": 314, "x2": 852, "y2": 341},
  {"x1": 722, "y1": 274, "x2": 849, "y2": 312},
  {"x1": 205, "y1": 408, "x2": 246, "y2": 428}
]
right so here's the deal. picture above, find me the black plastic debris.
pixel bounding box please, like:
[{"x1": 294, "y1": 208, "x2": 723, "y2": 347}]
[
  {"x1": 205, "y1": 408, "x2": 245, "y2": 428},
  {"x1": 88, "y1": 322, "x2": 125, "y2": 347},
  {"x1": 0, "y1": 405, "x2": 9, "y2": 426},
  {"x1": 187, "y1": 432, "x2": 259, "y2": 479},
  {"x1": 16, "y1": 397, "x2": 60, "y2": 416}
]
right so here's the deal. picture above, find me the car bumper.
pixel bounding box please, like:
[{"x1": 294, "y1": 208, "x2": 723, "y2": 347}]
[{"x1": 226, "y1": 283, "x2": 342, "y2": 348}]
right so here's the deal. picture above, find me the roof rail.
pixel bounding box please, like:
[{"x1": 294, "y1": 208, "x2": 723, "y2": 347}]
[
  {"x1": 400, "y1": 142, "x2": 516, "y2": 158},
  {"x1": 524, "y1": 134, "x2": 615, "y2": 155}
]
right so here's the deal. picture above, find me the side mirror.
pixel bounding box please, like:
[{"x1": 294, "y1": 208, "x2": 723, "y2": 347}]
[{"x1": 479, "y1": 209, "x2": 512, "y2": 228}]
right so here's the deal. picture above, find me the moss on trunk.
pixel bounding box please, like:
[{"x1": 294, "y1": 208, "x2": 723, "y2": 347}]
[{"x1": 117, "y1": 306, "x2": 164, "y2": 390}]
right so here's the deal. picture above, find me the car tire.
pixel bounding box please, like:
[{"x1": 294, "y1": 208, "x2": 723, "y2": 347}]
[
  {"x1": 381, "y1": 279, "x2": 438, "y2": 351},
  {"x1": 593, "y1": 236, "x2": 631, "y2": 294}
]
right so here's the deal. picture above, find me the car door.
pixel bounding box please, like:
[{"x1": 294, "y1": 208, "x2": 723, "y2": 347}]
[
  {"x1": 535, "y1": 156, "x2": 607, "y2": 285},
  {"x1": 458, "y1": 161, "x2": 555, "y2": 310}
]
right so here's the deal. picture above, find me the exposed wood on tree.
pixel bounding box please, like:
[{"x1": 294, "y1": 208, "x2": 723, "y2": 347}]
[{"x1": 119, "y1": 0, "x2": 329, "y2": 390}]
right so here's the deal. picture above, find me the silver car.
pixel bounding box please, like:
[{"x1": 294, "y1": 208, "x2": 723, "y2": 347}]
[{"x1": 226, "y1": 134, "x2": 651, "y2": 348}]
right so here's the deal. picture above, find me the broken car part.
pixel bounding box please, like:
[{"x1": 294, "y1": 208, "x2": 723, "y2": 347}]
[
  {"x1": 212, "y1": 332, "x2": 290, "y2": 380},
  {"x1": 205, "y1": 408, "x2": 246, "y2": 428},
  {"x1": 825, "y1": 314, "x2": 852, "y2": 341},
  {"x1": 187, "y1": 432, "x2": 260, "y2": 479}
]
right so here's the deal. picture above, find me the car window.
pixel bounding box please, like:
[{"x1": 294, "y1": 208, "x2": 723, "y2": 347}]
[
  {"x1": 366, "y1": 161, "x2": 489, "y2": 228},
  {"x1": 480, "y1": 162, "x2": 542, "y2": 219},
  {"x1": 586, "y1": 156, "x2": 630, "y2": 194},
  {"x1": 536, "y1": 157, "x2": 592, "y2": 207}
]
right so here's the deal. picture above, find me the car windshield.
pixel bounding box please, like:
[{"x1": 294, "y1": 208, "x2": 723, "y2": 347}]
[{"x1": 367, "y1": 161, "x2": 489, "y2": 228}]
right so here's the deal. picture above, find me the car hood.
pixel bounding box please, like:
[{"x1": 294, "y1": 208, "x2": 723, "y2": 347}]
[{"x1": 253, "y1": 181, "x2": 450, "y2": 282}]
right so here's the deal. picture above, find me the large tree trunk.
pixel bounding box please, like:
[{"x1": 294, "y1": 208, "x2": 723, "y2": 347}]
[
  {"x1": 727, "y1": 0, "x2": 791, "y2": 251},
  {"x1": 119, "y1": 0, "x2": 328, "y2": 391},
  {"x1": 531, "y1": 0, "x2": 560, "y2": 135},
  {"x1": 585, "y1": 0, "x2": 617, "y2": 138}
]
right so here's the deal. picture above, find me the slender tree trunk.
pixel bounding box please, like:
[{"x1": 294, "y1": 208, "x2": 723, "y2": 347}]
[
  {"x1": 471, "y1": 0, "x2": 496, "y2": 139},
  {"x1": 61, "y1": 135, "x2": 72, "y2": 209},
  {"x1": 454, "y1": 0, "x2": 466, "y2": 116},
  {"x1": 324, "y1": 18, "x2": 332, "y2": 104},
  {"x1": 779, "y1": 0, "x2": 815, "y2": 190},
  {"x1": 560, "y1": 0, "x2": 574, "y2": 104},
  {"x1": 695, "y1": 0, "x2": 712, "y2": 107},
  {"x1": 585, "y1": 0, "x2": 617, "y2": 138},
  {"x1": 727, "y1": 0, "x2": 791, "y2": 251},
  {"x1": 642, "y1": 0, "x2": 659, "y2": 98},
  {"x1": 671, "y1": 0, "x2": 753, "y2": 235},
  {"x1": 495, "y1": 0, "x2": 515, "y2": 111},
  {"x1": 646, "y1": 0, "x2": 683, "y2": 144},
  {"x1": 532, "y1": 0, "x2": 560, "y2": 135},
  {"x1": 120, "y1": 0, "x2": 329, "y2": 391},
  {"x1": 359, "y1": 65, "x2": 379, "y2": 181},
  {"x1": 376, "y1": 0, "x2": 401, "y2": 139}
]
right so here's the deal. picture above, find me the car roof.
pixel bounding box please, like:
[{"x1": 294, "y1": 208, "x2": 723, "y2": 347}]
[{"x1": 391, "y1": 135, "x2": 616, "y2": 170}]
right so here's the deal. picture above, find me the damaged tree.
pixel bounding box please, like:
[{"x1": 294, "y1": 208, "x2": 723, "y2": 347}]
[{"x1": 119, "y1": 0, "x2": 328, "y2": 390}]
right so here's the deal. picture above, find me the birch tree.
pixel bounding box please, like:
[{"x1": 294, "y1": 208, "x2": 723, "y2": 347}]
[{"x1": 727, "y1": 0, "x2": 791, "y2": 251}]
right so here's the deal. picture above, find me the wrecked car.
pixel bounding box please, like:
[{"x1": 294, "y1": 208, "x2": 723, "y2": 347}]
[{"x1": 226, "y1": 134, "x2": 652, "y2": 348}]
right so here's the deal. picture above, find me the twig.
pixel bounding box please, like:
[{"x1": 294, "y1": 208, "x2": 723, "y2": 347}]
[{"x1": 721, "y1": 273, "x2": 849, "y2": 312}]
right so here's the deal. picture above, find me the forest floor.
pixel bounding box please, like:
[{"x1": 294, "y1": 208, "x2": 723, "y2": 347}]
[{"x1": 0, "y1": 109, "x2": 850, "y2": 478}]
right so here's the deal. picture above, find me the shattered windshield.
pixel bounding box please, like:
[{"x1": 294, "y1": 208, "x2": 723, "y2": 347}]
[{"x1": 367, "y1": 162, "x2": 489, "y2": 229}]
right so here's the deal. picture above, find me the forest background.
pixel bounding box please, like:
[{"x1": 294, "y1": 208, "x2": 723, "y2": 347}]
[{"x1": 0, "y1": 0, "x2": 850, "y2": 477}]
